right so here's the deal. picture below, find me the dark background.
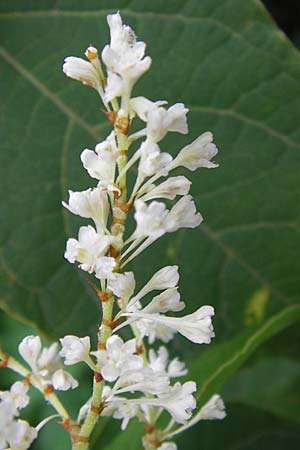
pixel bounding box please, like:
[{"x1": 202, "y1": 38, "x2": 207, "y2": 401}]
[{"x1": 263, "y1": 0, "x2": 300, "y2": 46}]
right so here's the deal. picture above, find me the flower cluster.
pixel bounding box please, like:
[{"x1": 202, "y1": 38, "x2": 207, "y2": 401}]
[
  {"x1": 0, "y1": 11, "x2": 225, "y2": 450},
  {"x1": 0, "y1": 381, "x2": 37, "y2": 450},
  {"x1": 61, "y1": 11, "x2": 224, "y2": 449}
]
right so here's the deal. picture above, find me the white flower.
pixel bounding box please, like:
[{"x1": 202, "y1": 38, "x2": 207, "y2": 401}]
[
  {"x1": 102, "y1": 12, "x2": 151, "y2": 84},
  {"x1": 140, "y1": 176, "x2": 191, "y2": 201},
  {"x1": 93, "y1": 336, "x2": 143, "y2": 382},
  {"x1": 59, "y1": 336, "x2": 91, "y2": 366},
  {"x1": 198, "y1": 394, "x2": 226, "y2": 420},
  {"x1": 62, "y1": 188, "x2": 109, "y2": 232},
  {"x1": 0, "y1": 382, "x2": 29, "y2": 412},
  {"x1": 7, "y1": 419, "x2": 38, "y2": 450},
  {"x1": 80, "y1": 131, "x2": 118, "y2": 185},
  {"x1": 0, "y1": 398, "x2": 15, "y2": 442},
  {"x1": 62, "y1": 56, "x2": 102, "y2": 90},
  {"x1": 169, "y1": 132, "x2": 218, "y2": 171},
  {"x1": 146, "y1": 103, "x2": 188, "y2": 142},
  {"x1": 64, "y1": 225, "x2": 115, "y2": 274},
  {"x1": 112, "y1": 402, "x2": 139, "y2": 430},
  {"x1": 134, "y1": 199, "x2": 168, "y2": 239},
  {"x1": 165, "y1": 195, "x2": 203, "y2": 232},
  {"x1": 128, "y1": 266, "x2": 179, "y2": 308},
  {"x1": 135, "y1": 381, "x2": 196, "y2": 423},
  {"x1": 18, "y1": 336, "x2": 42, "y2": 371},
  {"x1": 18, "y1": 338, "x2": 72, "y2": 387},
  {"x1": 143, "y1": 288, "x2": 185, "y2": 314},
  {"x1": 135, "y1": 317, "x2": 176, "y2": 344},
  {"x1": 104, "y1": 71, "x2": 123, "y2": 102},
  {"x1": 157, "y1": 381, "x2": 196, "y2": 423},
  {"x1": 52, "y1": 369, "x2": 78, "y2": 391},
  {"x1": 116, "y1": 367, "x2": 169, "y2": 396},
  {"x1": 158, "y1": 443, "x2": 177, "y2": 450},
  {"x1": 132, "y1": 98, "x2": 188, "y2": 142},
  {"x1": 130, "y1": 97, "x2": 167, "y2": 121},
  {"x1": 133, "y1": 196, "x2": 202, "y2": 242},
  {"x1": 127, "y1": 305, "x2": 215, "y2": 344},
  {"x1": 37, "y1": 343, "x2": 60, "y2": 385},
  {"x1": 168, "y1": 358, "x2": 188, "y2": 378},
  {"x1": 107, "y1": 272, "x2": 135, "y2": 301},
  {"x1": 138, "y1": 140, "x2": 172, "y2": 178},
  {"x1": 95, "y1": 256, "x2": 116, "y2": 280},
  {"x1": 148, "y1": 347, "x2": 187, "y2": 378}
]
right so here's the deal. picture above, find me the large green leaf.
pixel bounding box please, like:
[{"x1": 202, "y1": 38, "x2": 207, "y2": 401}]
[
  {"x1": 177, "y1": 403, "x2": 300, "y2": 450},
  {"x1": 221, "y1": 357, "x2": 300, "y2": 422},
  {"x1": 1, "y1": 0, "x2": 300, "y2": 341},
  {"x1": 188, "y1": 304, "x2": 300, "y2": 405}
]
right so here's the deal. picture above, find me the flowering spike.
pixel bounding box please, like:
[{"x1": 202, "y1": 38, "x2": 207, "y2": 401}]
[{"x1": 1, "y1": 11, "x2": 225, "y2": 450}]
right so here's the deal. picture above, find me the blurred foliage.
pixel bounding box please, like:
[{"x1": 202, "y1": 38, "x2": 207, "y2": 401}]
[{"x1": 0, "y1": 0, "x2": 300, "y2": 448}]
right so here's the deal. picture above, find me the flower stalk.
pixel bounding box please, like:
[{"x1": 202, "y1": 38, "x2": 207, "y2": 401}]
[{"x1": 0, "y1": 11, "x2": 226, "y2": 450}]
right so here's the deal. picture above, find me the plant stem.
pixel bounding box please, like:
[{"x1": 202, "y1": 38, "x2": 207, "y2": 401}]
[
  {"x1": 72, "y1": 298, "x2": 114, "y2": 450},
  {"x1": 73, "y1": 107, "x2": 131, "y2": 450}
]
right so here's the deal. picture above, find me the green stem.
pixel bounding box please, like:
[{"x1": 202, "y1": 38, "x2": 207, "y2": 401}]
[
  {"x1": 72, "y1": 298, "x2": 114, "y2": 450},
  {"x1": 73, "y1": 107, "x2": 131, "y2": 450}
]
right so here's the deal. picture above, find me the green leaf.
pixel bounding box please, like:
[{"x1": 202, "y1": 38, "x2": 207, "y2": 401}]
[
  {"x1": 221, "y1": 357, "x2": 300, "y2": 422},
  {"x1": 189, "y1": 304, "x2": 300, "y2": 405},
  {"x1": 1, "y1": 2, "x2": 300, "y2": 447},
  {"x1": 177, "y1": 403, "x2": 300, "y2": 450},
  {"x1": 1, "y1": 0, "x2": 300, "y2": 340}
]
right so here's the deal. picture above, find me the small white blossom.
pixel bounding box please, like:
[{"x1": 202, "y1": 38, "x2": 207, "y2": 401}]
[
  {"x1": 62, "y1": 188, "x2": 109, "y2": 232},
  {"x1": 160, "y1": 381, "x2": 196, "y2": 423},
  {"x1": 135, "y1": 316, "x2": 176, "y2": 344},
  {"x1": 18, "y1": 336, "x2": 42, "y2": 371},
  {"x1": 18, "y1": 338, "x2": 77, "y2": 388},
  {"x1": 128, "y1": 266, "x2": 179, "y2": 308},
  {"x1": 59, "y1": 335, "x2": 91, "y2": 366},
  {"x1": 107, "y1": 272, "x2": 135, "y2": 301},
  {"x1": 169, "y1": 132, "x2": 218, "y2": 171},
  {"x1": 165, "y1": 195, "x2": 203, "y2": 232},
  {"x1": 134, "y1": 199, "x2": 169, "y2": 239},
  {"x1": 113, "y1": 402, "x2": 139, "y2": 430},
  {"x1": 138, "y1": 140, "x2": 172, "y2": 178},
  {"x1": 198, "y1": 394, "x2": 226, "y2": 420},
  {"x1": 150, "y1": 381, "x2": 196, "y2": 424},
  {"x1": 7, "y1": 419, "x2": 38, "y2": 450},
  {"x1": 52, "y1": 369, "x2": 78, "y2": 391},
  {"x1": 133, "y1": 196, "x2": 202, "y2": 241},
  {"x1": 146, "y1": 103, "x2": 188, "y2": 142},
  {"x1": 148, "y1": 347, "x2": 187, "y2": 378},
  {"x1": 127, "y1": 305, "x2": 215, "y2": 344},
  {"x1": 0, "y1": 382, "x2": 29, "y2": 412},
  {"x1": 158, "y1": 443, "x2": 177, "y2": 450},
  {"x1": 130, "y1": 97, "x2": 167, "y2": 121},
  {"x1": 64, "y1": 225, "x2": 115, "y2": 274},
  {"x1": 0, "y1": 398, "x2": 15, "y2": 444},
  {"x1": 140, "y1": 176, "x2": 191, "y2": 201},
  {"x1": 143, "y1": 288, "x2": 185, "y2": 314},
  {"x1": 95, "y1": 256, "x2": 116, "y2": 280},
  {"x1": 93, "y1": 336, "x2": 143, "y2": 382},
  {"x1": 36, "y1": 342, "x2": 60, "y2": 385},
  {"x1": 102, "y1": 12, "x2": 151, "y2": 85},
  {"x1": 168, "y1": 358, "x2": 188, "y2": 378},
  {"x1": 104, "y1": 71, "x2": 123, "y2": 102},
  {"x1": 63, "y1": 56, "x2": 102, "y2": 90},
  {"x1": 116, "y1": 367, "x2": 170, "y2": 396},
  {"x1": 80, "y1": 131, "x2": 118, "y2": 186},
  {"x1": 132, "y1": 98, "x2": 188, "y2": 142}
]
